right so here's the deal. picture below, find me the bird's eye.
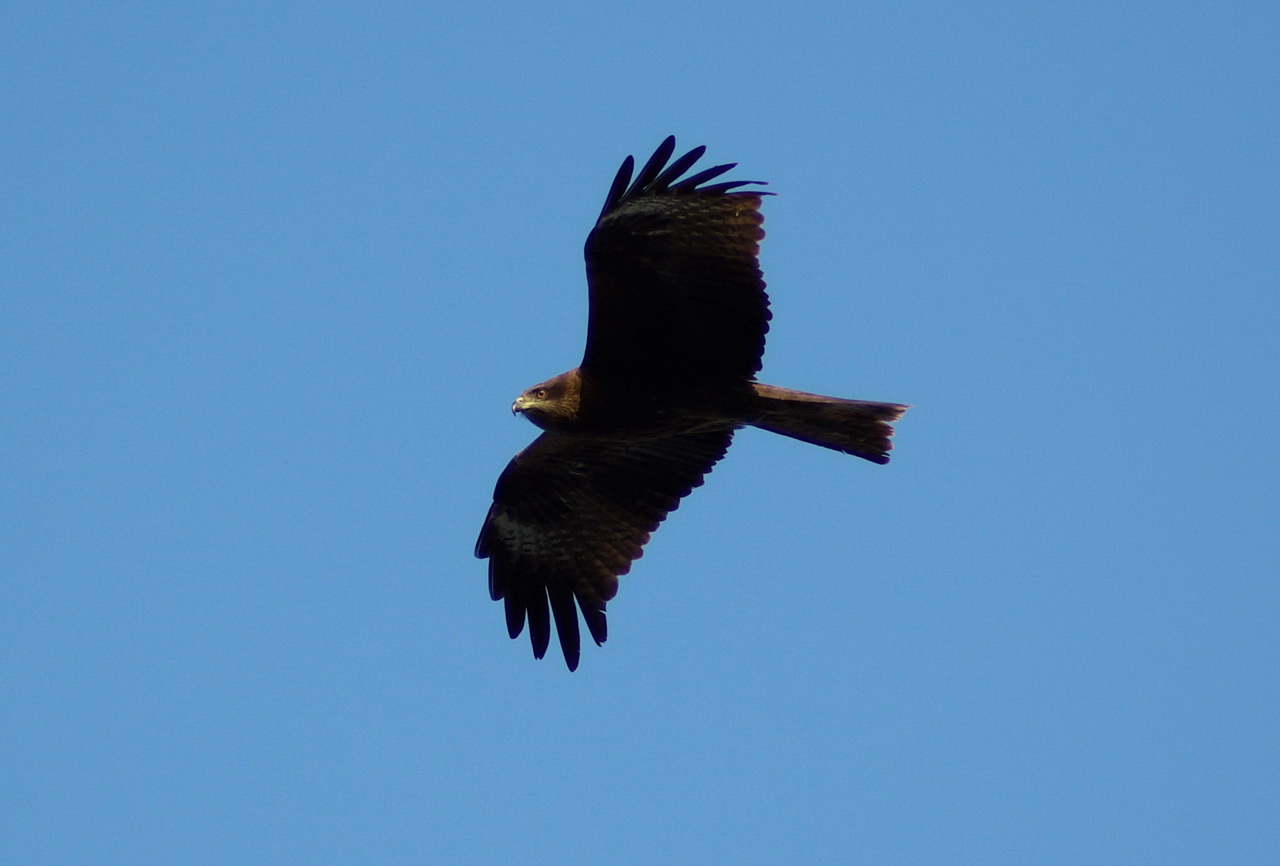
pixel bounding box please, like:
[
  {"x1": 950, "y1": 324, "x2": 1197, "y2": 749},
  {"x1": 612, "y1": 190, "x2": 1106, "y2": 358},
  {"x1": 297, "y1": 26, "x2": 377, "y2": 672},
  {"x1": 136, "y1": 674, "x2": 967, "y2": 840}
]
[{"x1": 534, "y1": 388, "x2": 547, "y2": 399}]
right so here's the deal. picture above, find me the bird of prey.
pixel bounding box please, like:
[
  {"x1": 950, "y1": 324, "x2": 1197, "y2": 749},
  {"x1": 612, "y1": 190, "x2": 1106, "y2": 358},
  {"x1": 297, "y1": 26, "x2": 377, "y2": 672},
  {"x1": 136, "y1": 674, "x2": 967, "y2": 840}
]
[{"x1": 476, "y1": 136, "x2": 907, "y2": 670}]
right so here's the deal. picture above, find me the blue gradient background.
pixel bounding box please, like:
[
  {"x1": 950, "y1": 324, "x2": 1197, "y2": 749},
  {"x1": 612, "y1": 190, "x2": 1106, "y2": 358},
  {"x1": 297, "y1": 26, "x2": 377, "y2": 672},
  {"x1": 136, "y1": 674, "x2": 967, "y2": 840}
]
[{"x1": 3, "y1": 3, "x2": 1276, "y2": 863}]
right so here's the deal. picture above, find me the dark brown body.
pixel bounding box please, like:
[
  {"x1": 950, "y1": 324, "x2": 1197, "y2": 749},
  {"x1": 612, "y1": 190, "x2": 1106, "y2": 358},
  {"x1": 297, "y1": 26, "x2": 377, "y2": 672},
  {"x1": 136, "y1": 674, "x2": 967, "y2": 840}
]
[
  {"x1": 477, "y1": 137, "x2": 907, "y2": 670},
  {"x1": 517, "y1": 368, "x2": 902, "y2": 465}
]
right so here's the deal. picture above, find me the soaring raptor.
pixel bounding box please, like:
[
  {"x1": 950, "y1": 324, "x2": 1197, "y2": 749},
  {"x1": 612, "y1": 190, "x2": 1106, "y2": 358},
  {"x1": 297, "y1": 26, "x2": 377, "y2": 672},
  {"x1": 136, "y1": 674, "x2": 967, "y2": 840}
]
[{"x1": 476, "y1": 137, "x2": 907, "y2": 670}]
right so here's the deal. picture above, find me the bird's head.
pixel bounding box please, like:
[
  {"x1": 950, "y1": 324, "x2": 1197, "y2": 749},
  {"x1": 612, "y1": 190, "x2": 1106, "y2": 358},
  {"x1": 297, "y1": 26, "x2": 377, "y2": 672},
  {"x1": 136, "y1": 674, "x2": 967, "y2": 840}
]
[{"x1": 512, "y1": 370, "x2": 581, "y2": 431}]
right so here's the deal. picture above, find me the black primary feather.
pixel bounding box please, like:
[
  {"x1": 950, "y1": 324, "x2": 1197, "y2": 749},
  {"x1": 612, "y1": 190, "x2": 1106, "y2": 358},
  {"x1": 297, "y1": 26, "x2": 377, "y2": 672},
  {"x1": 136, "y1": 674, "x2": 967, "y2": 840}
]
[
  {"x1": 599, "y1": 155, "x2": 635, "y2": 220},
  {"x1": 630, "y1": 135, "x2": 676, "y2": 193},
  {"x1": 597, "y1": 136, "x2": 770, "y2": 222}
]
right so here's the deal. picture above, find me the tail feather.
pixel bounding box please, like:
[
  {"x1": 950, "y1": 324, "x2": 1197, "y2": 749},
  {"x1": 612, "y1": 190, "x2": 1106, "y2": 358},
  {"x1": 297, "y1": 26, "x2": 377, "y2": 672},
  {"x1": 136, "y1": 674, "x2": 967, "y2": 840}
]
[{"x1": 749, "y1": 383, "x2": 907, "y2": 464}]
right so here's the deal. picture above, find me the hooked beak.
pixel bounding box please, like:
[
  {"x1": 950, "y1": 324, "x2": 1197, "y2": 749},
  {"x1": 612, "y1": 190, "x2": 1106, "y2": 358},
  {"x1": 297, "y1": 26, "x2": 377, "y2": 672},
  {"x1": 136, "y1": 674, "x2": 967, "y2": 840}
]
[{"x1": 511, "y1": 397, "x2": 524, "y2": 416}]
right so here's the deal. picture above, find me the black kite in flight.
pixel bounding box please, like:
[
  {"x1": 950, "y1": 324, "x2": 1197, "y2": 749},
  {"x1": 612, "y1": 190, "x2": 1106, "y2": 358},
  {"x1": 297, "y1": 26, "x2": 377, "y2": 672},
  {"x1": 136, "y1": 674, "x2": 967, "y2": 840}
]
[{"x1": 476, "y1": 137, "x2": 907, "y2": 670}]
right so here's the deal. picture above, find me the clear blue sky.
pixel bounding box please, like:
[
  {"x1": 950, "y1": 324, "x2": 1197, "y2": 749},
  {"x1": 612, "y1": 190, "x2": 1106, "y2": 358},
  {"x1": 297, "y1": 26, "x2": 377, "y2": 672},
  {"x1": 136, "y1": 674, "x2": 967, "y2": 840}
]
[{"x1": 3, "y1": 3, "x2": 1276, "y2": 863}]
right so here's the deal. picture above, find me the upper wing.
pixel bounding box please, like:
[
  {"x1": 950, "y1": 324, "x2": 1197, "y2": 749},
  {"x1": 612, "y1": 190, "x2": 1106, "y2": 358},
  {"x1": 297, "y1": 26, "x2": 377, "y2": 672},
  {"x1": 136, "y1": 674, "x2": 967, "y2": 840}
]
[
  {"x1": 475, "y1": 426, "x2": 734, "y2": 671},
  {"x1": 582, "y1": 136, "x2": 773, "y2": 399}
]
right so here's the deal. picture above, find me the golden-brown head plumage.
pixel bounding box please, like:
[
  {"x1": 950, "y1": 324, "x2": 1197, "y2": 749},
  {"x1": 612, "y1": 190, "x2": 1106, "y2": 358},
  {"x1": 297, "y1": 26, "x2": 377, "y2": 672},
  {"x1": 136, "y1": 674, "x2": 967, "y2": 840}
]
[{"x1": 512, "y1": 369, "x2": 581, "y2": 431}]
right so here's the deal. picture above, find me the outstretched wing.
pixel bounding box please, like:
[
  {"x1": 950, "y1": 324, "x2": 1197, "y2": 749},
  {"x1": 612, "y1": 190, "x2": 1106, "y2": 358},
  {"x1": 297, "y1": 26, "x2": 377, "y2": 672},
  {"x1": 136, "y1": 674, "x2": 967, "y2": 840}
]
[
  {"x1": 582, "y1": 136, "x2": 773, "y2": 399},
  {"x1": 475, "y1": 426, "x2": 734, "y2": 671}
]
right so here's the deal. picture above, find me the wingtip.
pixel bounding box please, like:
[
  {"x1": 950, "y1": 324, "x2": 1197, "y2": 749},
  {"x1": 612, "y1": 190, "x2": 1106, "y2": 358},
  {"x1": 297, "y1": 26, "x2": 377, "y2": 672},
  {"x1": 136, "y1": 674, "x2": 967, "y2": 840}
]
[{"x1": 599, "y1": 137, "x2": 769, "y2": 219}]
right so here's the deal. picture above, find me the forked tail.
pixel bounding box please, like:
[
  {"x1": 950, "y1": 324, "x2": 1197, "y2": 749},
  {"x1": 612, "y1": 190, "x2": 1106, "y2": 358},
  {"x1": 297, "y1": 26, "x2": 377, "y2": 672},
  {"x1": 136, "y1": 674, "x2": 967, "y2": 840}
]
[{"x1": 749, "y1": 383, "x2": 908, "y2": 464}]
